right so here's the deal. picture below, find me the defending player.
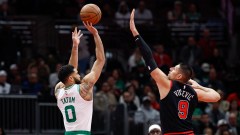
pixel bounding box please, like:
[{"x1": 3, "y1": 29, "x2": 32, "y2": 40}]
[
  {"x1": 54, "y1": 22, "x2": 105, "y2": 135},
  {"x1": 129, "y1": 9, "x2": 220, "y2": 135}
]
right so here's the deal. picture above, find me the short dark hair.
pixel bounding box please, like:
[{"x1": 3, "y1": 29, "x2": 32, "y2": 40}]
[
  {"x1": 58, "y1": 65, "x2": 75, "y2": 83},
  {"x1": 179, "y1": 63, "x2": 193, "y2": 83}
]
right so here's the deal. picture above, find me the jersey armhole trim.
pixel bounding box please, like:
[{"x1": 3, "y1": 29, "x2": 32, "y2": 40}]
[
  {"x1": 170, "y1": 80, "x2": 173, "y2": 90},
  {"x1": 77, "y1": 84, "x2": 80, "y2": 93}
]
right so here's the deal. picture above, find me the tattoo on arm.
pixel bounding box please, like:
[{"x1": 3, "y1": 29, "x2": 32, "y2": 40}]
[{"x1": 82, "y1": 82, "x2": 94, "y2": 91}]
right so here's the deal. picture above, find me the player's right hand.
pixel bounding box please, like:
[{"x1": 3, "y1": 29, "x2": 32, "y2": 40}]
[{"x1": 83, "y1": 21, "x2": 98, "y2": 36}]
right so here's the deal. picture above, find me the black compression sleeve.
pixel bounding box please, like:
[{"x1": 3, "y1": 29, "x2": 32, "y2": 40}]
[{"x1": 134, "y1": 35, "x2": 158, "y2": 72}]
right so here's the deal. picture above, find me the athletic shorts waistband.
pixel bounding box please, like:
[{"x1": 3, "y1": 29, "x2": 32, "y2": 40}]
[{"x1": 65, "y1": 130, "x2": 91, "y2": 135}]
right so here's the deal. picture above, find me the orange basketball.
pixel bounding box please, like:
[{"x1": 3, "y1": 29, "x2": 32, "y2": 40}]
[{"x1": 80, "y1": 4, "x2": 102, "y2": 25}]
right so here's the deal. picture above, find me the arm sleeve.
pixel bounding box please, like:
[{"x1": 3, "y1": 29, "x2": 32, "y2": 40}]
[{"x1": 134, "y1": 35, "x2": 158, "y2": 72}]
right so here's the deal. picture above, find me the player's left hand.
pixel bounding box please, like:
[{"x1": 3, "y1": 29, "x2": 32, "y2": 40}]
[
  {"x1": 83, "y1": 21, "x2": 98, "y2": 36},
  {"x1": 188, "y1": 79, "x2": 201, "y2": 89},
  {"x1": 72, "y1": 27, "x2": 83, "y2": 46},
  {"x1": 130, "y1": 9, "x2": 139, "y2": 36}
]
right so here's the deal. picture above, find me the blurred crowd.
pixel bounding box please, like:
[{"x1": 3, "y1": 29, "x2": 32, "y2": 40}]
[{"x1": 0, "y1": 0, "x2": 240, "y2": 135}]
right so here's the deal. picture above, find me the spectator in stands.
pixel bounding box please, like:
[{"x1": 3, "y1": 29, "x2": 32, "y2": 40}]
[
  {"x1": 27, "y1": 60, "x2": 38, "y2": 75},
  {"x1": 134, "y1": 0, "x2": 153, "y2": 25},
  {"x1": 219, "y1": 129, "x2": 232, "y2": 135},
  {"x1": 128, "y1": 48, "x2": 144, "y2": 72},
  {"x1": 107, "y1": 76, "x2": 121, "y2": 100},
  {"x1": 121, "y1": 90, "x2": 138, "y2": 117},
  {"x1": 148, "y1": 91, "x2": 160, "y2": 111},
  {"x1": 203, "y1": 127, "x2": 213, "y2": 135},
  {"x1": 94, "y1": 82, "x2": 117, "y2": 112},
  {"x1": 198, "y1": 28, "x2": 217, "y2": 61},
  {"x1": 206, "y1": 67, "x2": 225, "y2": 92},
  {"x1": 8, "y1": 64, "x2": 19, "y2": 83},
  {"x1": 22, "y1": 73, "x2": 43, "y2": 95},
  {"x1": 0, "y1": 70, "x2": 11, "y2": 94},
  {"x1": 186, "y1": 3, "x2": 201, "y2": 23},
  {"x1": 227, "y1": 112, "x2": 240, "y2": 135},
  {"x1": 215, "y1": 119, "x2": 230, "y2": 135},
  {"x1": 227, "y1": 92, "x2": 240, "y2": 107},
  {"x1": 134, "y1": 96, "x2": 160, "y2": 125},
  {"x1": 8, "y1": 64, "x2": 22, "y2": 94},
  {"x1": 111, "y1": 68, "x2": 125, "y2": 92},
  {"x1": 36, "y1": 57, "x2": 50, "y2": 83},
  {"x1": 204, "y1": 90, "x2": 229, "y2": 117},
  {"x1": 120, "y1": 83, "x2": 140, "y2": 108},
  {"x1": 115, "y1": 1, "x2": 130, "y2": 28},
  {"x1": 217, "y1": 89, "x2": 230, "y2": 114},
  {"x1": 127, "y1": 78, "x2": 144, "y2": 101},
  {"x1": 46, "y1": 54, "x2": 58, "y2": 72},
  {"x1": 153, "y1": 44, "x2": 172, "y2": 69},
  {"x1": 131, "y1": 63, "x2": 151, "y2": 87},
  {"x1": 194, "y1": 113, "x2": 216, "y2": 134},
  {"x1": 225, "y1": 100, "x2": 240, "y2": 125},
  {"x1": 167, "y1": 1, "x2": 186, "y2": 23},
  {"x1": 207, "y1": 102, "x2": 225, "y2": 127},
  {"x1": 0, "y1": 127, "x2": 5, "y2": 135},
  {"x1": 192, "y1": 107, "x2": 203, "y2": 126},
  {"x1": 142, "y1": 84, "x2": 154, "y2": 99},
  {"x1": 180, "y1": 36, "x2": 202, "y2": 67},
  {"x1": 208, "y1": 48, "x2": 226, "y2": 73},
  {"x1": 49, "y1": 63, "x2": 62, "y2": 92},
  {"x1": 199, "y1": 62, "x2": 211, "y2": 85},
  {"x1": 148, "y1": 124, "x2": 162, "y2": 135}
]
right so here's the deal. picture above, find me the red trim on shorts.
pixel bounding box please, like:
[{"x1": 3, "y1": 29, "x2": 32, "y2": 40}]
[{"x1": 164, "y1": 130, "x2": 194, "y2": 135}]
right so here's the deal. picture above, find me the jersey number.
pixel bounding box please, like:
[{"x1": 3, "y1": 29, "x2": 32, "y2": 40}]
[
  {"x1": 178, "y1": 100, "x2": 189, "y2": 119},
  {"x1": 65, "y1": 105, "x2": 77, "y2": 123}
]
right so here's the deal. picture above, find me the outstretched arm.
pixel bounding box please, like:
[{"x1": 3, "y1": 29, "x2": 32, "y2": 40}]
[
  {"x1": 188, "y1": 79, "x2": 221, "y2": 102},
  {"x1": 54, "y1": 27, "x2": 83, "y2": 97},
  {"x1": 80, "y1": 22, "x2": 105, "y2": 98},
  {"x1": 68, "y1": 27, "x2": 83, "y2": 68},
  {"x1": 130, "y1": 9, "x2": 171, "y2": 99}
]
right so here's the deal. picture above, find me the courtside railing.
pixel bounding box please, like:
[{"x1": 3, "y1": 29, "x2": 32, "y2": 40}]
[
  {"x1": 0, "y1": 95, "x2": 112, "y2": 135},
  {"x1": 0, "y1": 95, "x2": 149, "y2": 135}
]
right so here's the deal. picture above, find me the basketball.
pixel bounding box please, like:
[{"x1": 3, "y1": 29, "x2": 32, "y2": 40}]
[{"x1": 80, "y1": 4, "x2": 102, "y2": 25}]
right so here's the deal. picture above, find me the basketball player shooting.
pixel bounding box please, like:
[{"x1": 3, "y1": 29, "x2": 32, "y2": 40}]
[
  {"x1": 54, "y1": 22, "x2": 105, "y2": 135},
  {"x1": 129, "y1": 9, "x2": 220, "y2": 135}
]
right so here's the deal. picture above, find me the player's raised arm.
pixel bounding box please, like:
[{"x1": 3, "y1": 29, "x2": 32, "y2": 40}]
[
  {"x1": 80, "y1": 22, "x2": 105, "y2": 97},
  {"x1": 54, "y1": 27, "x2": 83, "y2": 97},
  {"x1": 130, "y1": 9, "x2": 171, "y2": 98},
  {"x1": 188, "y1": 79, "x2": 221, "y2": 102},
  {"x1": 68, "y1": 27, "x2": 83, "y2": 69}
]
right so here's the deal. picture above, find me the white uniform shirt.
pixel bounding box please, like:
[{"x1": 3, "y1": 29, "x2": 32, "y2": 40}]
[{"x1": 57, "y1": 84, "x2": 93, "y2": 131}]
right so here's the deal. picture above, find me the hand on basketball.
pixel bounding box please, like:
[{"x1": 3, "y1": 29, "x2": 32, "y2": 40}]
[
  {"x1": 83, "y1": 21, "x2": 98, "y2": 36},
  {"x1": 72, "y1": 27, "x2": 83, "y2": 46},
  {"x1": 130, "y1": 9, "x2": 139, "y2": 37}
]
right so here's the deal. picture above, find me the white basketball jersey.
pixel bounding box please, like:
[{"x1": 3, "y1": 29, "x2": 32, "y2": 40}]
[{"x1": 57, "y1": 84, "x2": 93, "y2": 131}]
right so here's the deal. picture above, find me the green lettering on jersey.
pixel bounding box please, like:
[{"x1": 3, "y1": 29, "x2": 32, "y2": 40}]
[
  {"x1": 61, "y1": 97, "x2": 75, "y2": 104},
  {"x1": 71, "y1": 97, "x2": 75, "y2": 103},
  {"x1": 64, "y1": 97, "x2": 68, "y2": 104},
  {"x1": 65, "y1": 105, "x2": 77, "y2": 122}
]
